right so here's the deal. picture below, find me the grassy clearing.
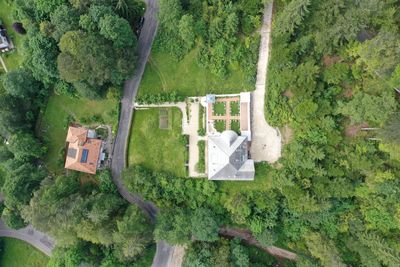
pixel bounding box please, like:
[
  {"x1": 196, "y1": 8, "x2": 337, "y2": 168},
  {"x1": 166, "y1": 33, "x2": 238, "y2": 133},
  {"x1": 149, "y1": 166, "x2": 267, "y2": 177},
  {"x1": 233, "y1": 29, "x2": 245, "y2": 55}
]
[
  {"x1": 0, "y1": 237, "x2": 49, "y2": 267},
  {"x1": 230, "y1": 101, "x2": 240, "y2": 115},
  {"x1": 213, "y1": 102, "x2": 226, "y2": 115},
  {"x1": 37, "y1": 94, "x2": 119, "y2": 173},
  {"x1": 128, "y1": 108, "x2": 187, "y2": 177},
  {"x1": 0, "y1": 0, "x2": 26, "y2": 72},
  {"x1": 138, "y1": 48, "x2": 253, "y2": 97},
  {"x1": 214, "y1": 120, "x2": 226, "y2": 132}
]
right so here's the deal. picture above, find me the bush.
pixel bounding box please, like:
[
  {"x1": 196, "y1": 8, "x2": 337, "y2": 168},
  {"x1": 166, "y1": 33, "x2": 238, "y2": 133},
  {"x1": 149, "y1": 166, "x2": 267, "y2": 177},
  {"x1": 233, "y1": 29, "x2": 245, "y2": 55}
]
[
  {"x1": 2, "y1": 208, "x2": 27, "y2": 230},
  {"x1": 12, "y1": 22, "x2": 27, "y2": 34},
  {"x1": 136, "y1": 91, "x2": 184, "y2": 104},
  {"x1": 54, "y1": 80, "x2": 76, "y2": 97},
  {"x1": 197, "y1": 128, "x2": 206, "y2": 136}
]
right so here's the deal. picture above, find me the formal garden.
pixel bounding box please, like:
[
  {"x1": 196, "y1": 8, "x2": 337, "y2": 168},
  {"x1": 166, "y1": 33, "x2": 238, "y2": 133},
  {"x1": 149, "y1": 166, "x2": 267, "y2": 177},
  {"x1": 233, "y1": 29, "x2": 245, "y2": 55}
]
[{"x1": 128, "y1": 108, "x2": 188, "y2": 177}]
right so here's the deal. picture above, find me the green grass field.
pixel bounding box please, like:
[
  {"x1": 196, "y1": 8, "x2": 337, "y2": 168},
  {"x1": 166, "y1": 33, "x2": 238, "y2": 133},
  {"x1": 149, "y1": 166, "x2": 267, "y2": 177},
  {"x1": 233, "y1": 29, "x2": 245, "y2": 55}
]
[
  {"x1": 230, "y1": 101, "x2": 240, "y2": 115},
  {"x1": 37, "y1": 94, "x2": 119, "y2": 173},
  {"x1": 214, "y1": 102, "x2": 226, "y2": 115},
  {"x1": 231, "y1": 120, "x2": 240, "y2": 134},
  {"x1": 138, "y1": 48, "x2": 253, "y2": 97},
  {"x1": 0, "y1": 0, "x2": 26, "y2": 72},
  {"x1": 128, "y1": 108, "x2": 187, "y2": 177},
  {"x1": 0, "y1": 237, "x2": 49, "y2": 267},
  {"x1": 214, "y1": 120, "x2": 226, "y2": 132}
]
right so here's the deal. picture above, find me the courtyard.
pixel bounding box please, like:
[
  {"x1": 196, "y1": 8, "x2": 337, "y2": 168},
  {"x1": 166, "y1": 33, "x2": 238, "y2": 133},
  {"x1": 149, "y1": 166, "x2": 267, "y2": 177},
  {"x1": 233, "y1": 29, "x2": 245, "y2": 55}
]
[{"x1": 205, "y1": 93, "x2": 251, "y2": 141}]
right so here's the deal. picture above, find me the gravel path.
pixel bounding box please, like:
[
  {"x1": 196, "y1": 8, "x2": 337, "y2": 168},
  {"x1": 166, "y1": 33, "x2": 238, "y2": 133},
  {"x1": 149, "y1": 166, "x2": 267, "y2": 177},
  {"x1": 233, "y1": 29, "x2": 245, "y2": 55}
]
[{"x1": 250, "y1": 1, "x2": 282, "y2": 163}]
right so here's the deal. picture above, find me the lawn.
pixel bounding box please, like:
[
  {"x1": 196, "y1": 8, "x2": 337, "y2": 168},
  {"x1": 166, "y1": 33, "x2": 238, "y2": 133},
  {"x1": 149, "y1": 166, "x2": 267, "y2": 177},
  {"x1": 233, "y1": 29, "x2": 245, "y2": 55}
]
[
  {"x1": 231, "y1": 120, "x2": 240, "y2": 134},
  {"x1": 0, "y1": 237, "x2": 49, "y2": 267},
  {"x1": 37, "y1": 94, "x2": 119, "y2": 173},
  {"x1": 196, "y1": 140, "x2": 206, "y2": 173},
  {"x1": 230, "y1": 101, "x2": 240, "y2": 115},
  {"x1": 138, "y1": 47, "x2": 253, "y2": 97},
  {"x1": 128, "y1": 108, "x2": 187, "y2": 177},
  {"x1": 0, "y1": 0, "x2": 26, "y2": 72},
  {"x1": 213, "y1": 102, "x2": 226, "y2": 115},
  {"x1": 214, "y1": 120, "x2": 226, "y2": 132}
]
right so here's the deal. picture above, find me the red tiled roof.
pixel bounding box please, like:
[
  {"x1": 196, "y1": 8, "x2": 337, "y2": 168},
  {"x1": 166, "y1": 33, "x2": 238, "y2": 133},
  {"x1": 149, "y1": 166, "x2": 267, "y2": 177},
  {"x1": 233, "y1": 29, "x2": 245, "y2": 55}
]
[{"x1": 64, "y1": 126, "x2": 102, "y2": 174}]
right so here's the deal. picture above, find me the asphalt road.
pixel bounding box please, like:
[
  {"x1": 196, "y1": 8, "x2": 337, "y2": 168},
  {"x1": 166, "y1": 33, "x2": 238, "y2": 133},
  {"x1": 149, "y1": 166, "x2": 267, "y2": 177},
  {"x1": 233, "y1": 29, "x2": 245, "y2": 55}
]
[
  {"x1": 110, "y1": 0, "x2": 177, "y2": 266},
  {"x1": 0, "y1": 220, "x2": 55, "y2": 256}
]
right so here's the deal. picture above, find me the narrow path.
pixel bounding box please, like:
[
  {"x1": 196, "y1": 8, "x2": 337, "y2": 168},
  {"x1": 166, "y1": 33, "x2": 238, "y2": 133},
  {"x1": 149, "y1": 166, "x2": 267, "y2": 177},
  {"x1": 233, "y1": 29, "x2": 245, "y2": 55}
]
[
  {"x1": 250, "y1": 1, "x2": 282, "y2": 163},
  {"x1": 0, "y1": 56, "x2": 8, "y2": 73},
  {"x1": 219, "y1": 227, "x2": 297, "y2": 261}
]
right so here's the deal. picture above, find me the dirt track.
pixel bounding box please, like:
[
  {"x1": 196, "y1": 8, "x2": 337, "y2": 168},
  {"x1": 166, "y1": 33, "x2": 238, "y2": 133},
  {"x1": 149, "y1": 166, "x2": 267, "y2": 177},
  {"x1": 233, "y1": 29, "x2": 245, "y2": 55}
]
[{"x1": 219, "y1": 227, "x2": 298, "y2": 261}]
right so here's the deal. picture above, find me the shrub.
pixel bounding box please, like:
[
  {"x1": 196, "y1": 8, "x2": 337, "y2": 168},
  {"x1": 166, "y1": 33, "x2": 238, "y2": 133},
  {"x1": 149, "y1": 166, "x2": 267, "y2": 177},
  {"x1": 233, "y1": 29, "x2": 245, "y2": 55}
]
[
  {"x1": 12, "y1": 22, "x2": 27, "y2": 34},
  {"x1": 136, "y1": 91, "x2": 184, "y2": 104}
]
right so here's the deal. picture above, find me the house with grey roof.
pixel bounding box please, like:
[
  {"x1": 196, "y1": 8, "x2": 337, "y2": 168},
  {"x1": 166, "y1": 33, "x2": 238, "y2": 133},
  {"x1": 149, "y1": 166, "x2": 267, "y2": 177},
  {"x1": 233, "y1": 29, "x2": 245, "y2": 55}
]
[{"x1": 207, "y1": 130, "x2": 255, "y2": 180}]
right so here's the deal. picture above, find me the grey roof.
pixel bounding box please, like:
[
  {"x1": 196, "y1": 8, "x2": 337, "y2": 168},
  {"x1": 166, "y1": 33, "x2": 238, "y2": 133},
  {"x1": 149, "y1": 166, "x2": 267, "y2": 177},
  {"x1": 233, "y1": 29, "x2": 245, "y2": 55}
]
[
  {"x1": 208, "y1": 130, "x2": 254, "y2": 180},
  {"x1": 206, "y1": 94, "x2": 216, "y2": 103}
]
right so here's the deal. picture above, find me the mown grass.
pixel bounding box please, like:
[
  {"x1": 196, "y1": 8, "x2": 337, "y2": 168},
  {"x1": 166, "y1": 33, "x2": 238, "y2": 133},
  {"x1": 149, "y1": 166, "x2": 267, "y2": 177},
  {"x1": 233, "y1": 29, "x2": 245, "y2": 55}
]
[
  {"x1": 0, "y1": 0, "x2": 26, "y2": 72},
  {"x1": 138, "y1": 47, "x2": 253, "y2": 97},
  {"x1": 128, "y1": 108, "x2": 187, "y2": 177},
  {"x1": 230, "y1": 101, "x2": 240, "y2": 115},
  {"x1": 214, "y1": 120, "x2": 226, "y2": 132},
  {"x1": 37, "y1": 94, "x2": 119, "y2": 173},
  {"x1": 213, "y1": 102, "x2": 226, "y2": 115},
  {"x1": 0, "y1": 237, "x2": 49, "y2": 267},
  {"x1": 231, "y1": 120, "x2": 240, "y2": 134}
]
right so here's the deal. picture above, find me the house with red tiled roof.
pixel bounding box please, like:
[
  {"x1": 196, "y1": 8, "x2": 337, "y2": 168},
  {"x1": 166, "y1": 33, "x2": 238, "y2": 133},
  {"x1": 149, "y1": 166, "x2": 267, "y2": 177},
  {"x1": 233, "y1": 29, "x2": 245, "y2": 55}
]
[{"x1": 64, "y1": 126, "x2": 103, "y2": 174}]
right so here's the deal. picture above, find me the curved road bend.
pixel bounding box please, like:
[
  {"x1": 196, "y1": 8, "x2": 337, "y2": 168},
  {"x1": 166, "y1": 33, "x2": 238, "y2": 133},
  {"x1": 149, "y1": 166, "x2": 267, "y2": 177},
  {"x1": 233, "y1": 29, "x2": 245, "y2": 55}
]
[
  {"x1": 0, "y1": 219, "x2": 55, "y2": 256},
  {"x1": 110, "y1": 0, "x2": 177, "y2": 266}
]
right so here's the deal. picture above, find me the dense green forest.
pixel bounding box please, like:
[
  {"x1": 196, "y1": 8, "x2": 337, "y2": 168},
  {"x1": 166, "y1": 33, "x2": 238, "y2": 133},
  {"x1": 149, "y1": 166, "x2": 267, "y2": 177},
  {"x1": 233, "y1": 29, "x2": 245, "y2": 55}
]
[
  {"x1": 0, "y1": 0, "x2": 399, "y2": 266},
  {"x1": 155, "y1": 0, "x2": 262, "y2": 82}
]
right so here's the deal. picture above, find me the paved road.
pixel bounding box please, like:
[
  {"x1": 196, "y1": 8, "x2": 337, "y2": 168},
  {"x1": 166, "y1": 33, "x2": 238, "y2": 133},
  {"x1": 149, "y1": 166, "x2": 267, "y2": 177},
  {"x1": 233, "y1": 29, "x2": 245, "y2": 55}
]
[
  {"x1": 0, "y1": 220, "x2": 55, "y2": 256},
  {"x1": 250, "y1": 1, "x2": 282, "y2": 163},
  {"x1": 110, "y1": 0, "x2": 178, "y2": 266}
]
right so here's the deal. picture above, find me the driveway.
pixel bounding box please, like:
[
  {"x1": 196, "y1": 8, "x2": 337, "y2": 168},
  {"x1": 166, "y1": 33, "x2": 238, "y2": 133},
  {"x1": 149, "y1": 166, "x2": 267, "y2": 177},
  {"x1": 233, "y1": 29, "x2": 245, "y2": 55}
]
[{"x1": 250, "y1": 2, "x2": 282, "y2": 163}]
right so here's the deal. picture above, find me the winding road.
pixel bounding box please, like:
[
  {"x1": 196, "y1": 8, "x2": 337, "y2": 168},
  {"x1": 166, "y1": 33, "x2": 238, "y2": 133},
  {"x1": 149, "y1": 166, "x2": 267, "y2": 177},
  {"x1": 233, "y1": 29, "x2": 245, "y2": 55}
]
[
  {"x1": 110, "y1": 0, "x2": 178, "y2": 266},
  {"x1": 0, "y1": 220, "x2": 55, "y2": 256}
]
